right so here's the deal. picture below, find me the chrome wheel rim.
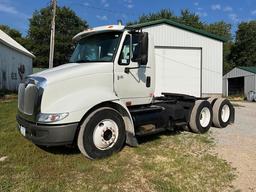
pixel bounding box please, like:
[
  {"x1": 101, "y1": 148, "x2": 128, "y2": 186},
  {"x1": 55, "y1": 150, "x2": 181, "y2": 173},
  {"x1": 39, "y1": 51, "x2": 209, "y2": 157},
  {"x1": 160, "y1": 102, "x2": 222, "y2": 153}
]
[
  {"x1": 221, "y1": 104, "x2": 230, "y2": 123},
  {"x1": 199, "y1": 107, "x2": 211, "y2": 127},
  {"x1": 93, "y1": 119, "x2": 119, "y2": 150}
]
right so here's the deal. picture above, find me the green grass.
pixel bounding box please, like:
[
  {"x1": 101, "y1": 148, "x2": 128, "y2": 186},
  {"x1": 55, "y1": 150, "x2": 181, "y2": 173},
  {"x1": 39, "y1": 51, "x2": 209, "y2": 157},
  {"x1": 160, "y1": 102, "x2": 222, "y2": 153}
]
[{"x1": 0, "y1": 98, "x2": 235, "y2": 192}]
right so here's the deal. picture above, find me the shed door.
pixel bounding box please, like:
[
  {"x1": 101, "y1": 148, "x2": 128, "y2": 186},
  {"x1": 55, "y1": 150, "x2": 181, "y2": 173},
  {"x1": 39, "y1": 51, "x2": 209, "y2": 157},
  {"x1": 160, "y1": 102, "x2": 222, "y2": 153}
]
[{"x1": 154, "y1": 47, "x2": 202, "y2": 97}]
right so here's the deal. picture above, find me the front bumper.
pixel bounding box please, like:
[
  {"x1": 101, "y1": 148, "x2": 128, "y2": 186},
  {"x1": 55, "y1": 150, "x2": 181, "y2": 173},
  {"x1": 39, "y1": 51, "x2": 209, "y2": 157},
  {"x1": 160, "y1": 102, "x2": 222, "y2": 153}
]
[{"x1": 16, "y1": 115, "x2": 79, "y2": 146}]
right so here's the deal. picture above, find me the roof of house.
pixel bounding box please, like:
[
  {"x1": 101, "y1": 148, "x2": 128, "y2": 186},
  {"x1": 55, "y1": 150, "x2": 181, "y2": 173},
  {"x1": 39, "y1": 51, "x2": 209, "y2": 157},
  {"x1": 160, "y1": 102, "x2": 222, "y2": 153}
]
[
  {"x1": 0, "y1": 29, "x2": 35, "y2": 58},
  {"x1": 238, "y1": 66, "x2": 256, "y2": 74},
  {"x1": 128, "y1": 19, "x2": 227, "y2": 42}
]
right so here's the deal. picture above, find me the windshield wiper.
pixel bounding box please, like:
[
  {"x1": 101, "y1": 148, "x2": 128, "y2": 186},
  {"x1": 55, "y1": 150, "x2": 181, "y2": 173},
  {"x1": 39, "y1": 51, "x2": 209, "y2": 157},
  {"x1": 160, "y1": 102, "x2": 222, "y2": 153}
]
[{"x1": 75, "y1": 59, "x2": 91, "y2": 63}]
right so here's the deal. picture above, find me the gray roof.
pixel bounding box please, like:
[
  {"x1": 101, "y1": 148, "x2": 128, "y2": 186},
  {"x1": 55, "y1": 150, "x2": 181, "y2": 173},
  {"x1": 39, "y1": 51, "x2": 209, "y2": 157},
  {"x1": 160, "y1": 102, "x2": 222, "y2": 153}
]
[{"x1": 0, "y1": 29, "x2": 35, "y2": 58}]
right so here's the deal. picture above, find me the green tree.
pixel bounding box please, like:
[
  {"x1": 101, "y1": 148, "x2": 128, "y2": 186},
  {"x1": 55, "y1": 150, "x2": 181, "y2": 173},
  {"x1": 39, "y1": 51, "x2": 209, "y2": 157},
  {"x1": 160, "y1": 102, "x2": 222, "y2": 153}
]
[
  {"x1": 0, "y1": 25, "x2": 24, "y2": 44},
  {"x1": 178, "y1": 9, "x2": 204, "y2": 29},
  {"x1": 205, "y1": 21, "x2": 233, "y2": 74},
  {"x1": 27, "y1": 6, "x2": 88, "y2": 67},
  {"x1": 127, "y1": 9, "x2": 177, "y2": 25},
  {"x1": 229, "y1": 21, "x2": 256, "y2": 68},
  {"x1": 205, "y1": 21, "x2": 232, "y2": 40},
  {"x1": 127, "y1": 9, "x2": 204, "y2": 30}
]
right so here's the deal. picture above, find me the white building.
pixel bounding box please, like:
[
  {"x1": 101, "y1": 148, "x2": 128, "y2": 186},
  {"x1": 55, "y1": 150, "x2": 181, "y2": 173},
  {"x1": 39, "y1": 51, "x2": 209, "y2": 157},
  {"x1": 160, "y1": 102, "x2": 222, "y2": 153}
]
[
  {"x1": 0, "y1": 29, "x2": 34, "y2": 91},
  {"x1": 223, "y1": 66, "x2": 256, "y2": 97},
  {"x1": 130, "y1": 19, "x2": 226, "y2": 97}
]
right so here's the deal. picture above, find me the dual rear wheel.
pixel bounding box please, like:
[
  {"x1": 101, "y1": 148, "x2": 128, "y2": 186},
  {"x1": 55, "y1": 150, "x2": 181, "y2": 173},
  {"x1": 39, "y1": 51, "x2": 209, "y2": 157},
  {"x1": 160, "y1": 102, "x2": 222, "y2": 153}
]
[{"x1": 188, "y1": 98, "x2": 234, "y2": 133}]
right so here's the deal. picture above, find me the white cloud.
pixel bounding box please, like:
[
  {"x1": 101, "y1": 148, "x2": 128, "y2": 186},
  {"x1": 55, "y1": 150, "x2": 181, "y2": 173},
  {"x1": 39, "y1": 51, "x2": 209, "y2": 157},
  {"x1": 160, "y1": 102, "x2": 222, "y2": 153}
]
[
  {"x1": 197, "y1": 7, "x2": 203, "y2": 11},
  {"x1": 194, "y1": 2, "x2": 199, "y2": 6},
  {"x1": 127, "y1": 4, "x2": 133, "y2": 8},
  {"x1": 100, "y1": 0, "x2": 110, "y2": 8},
  {"x1": 229, "y1": 13, "x2": 239, "y2": 23},
  {"x1": 196, "y1": 11, "x2": 208, "y2": 17},
  {"x1": 0, "y1": 1, "x2": 28, "y2": 19},
  {"x1": 96, "y1": 15, "x2": 108, "y2": 21},
  {"x1": 211, "y1": 4, "x2": 221, "y2": 11},
  {"x1": 124, "y1": 0, "x2": 133, "y2": 9},
  {"x1": 223, "y1": 6, "x2": 233, "y2": 12},
  {"x1": 251, "y1": 9, "x2": 256, "y2": 15},
  {"x1": 0, "y1": 3, "x2": 18, "y2": 14},
  {"x1": 124, "y1": 0, "x2": 133, "y2": 3},
  {"x1": 83, "y1": 2, "x2": 90, "y2": 6}
]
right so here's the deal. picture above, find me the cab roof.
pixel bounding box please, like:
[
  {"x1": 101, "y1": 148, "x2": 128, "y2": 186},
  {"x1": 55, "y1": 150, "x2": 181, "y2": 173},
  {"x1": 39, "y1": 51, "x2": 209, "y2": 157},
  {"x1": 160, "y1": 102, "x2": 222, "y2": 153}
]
[{"x1": 73, "y1": 25, "x2": 125, "y2": 41}]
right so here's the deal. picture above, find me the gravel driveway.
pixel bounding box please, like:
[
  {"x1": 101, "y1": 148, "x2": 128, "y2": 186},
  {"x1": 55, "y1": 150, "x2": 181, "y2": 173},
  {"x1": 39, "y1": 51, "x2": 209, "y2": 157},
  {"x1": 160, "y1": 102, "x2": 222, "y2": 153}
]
[{"x1": 212, "y1": 101, "x2": 256, "y2": 192}]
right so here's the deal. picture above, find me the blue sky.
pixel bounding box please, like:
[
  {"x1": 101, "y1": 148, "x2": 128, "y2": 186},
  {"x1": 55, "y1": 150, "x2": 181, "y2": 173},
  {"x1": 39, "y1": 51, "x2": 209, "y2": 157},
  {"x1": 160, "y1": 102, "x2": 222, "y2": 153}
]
[{"x1": 0, "y1": 0, "x2": 255, "y2": 36}]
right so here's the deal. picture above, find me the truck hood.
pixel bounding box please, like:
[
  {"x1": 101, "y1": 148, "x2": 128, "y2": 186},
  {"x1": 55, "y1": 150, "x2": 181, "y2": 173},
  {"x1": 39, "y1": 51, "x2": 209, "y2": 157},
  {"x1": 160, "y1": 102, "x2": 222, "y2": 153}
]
[{"x1": 31, "y1": 62, "x2": 113, "y2": 84}]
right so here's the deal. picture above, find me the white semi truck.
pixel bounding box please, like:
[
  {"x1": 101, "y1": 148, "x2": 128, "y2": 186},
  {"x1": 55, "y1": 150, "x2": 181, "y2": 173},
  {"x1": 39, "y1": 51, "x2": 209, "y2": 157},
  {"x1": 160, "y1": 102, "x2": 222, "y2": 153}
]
[{"x1": 17, "y1": 25, "x2": 234, "y2": 159}]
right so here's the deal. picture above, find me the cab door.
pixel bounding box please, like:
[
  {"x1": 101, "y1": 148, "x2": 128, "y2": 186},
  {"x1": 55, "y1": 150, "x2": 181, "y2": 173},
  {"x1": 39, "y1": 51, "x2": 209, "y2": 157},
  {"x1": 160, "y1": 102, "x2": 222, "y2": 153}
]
[{"x1": 114, "y1": 32, "x2": 153, "y2": 105}]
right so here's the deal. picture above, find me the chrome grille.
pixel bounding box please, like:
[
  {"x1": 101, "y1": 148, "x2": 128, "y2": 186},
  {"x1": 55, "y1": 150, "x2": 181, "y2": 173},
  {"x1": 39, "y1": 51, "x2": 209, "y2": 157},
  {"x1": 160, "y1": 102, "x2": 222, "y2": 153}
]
[
  {"x1": 18, "y1": 83, "x2": 38, "y2": 115},
  {"x1": 18, "y1": 76, "x2": 46, "y2": 119},
  {"x1": 18, "y1": 83, "x2": 25, "y2": 112}
]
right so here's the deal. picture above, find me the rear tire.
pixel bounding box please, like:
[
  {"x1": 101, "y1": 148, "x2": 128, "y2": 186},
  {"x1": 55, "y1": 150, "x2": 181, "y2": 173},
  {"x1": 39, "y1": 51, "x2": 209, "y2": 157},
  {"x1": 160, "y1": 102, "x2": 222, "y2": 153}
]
[
  {"x1": 207, "y1": 97, "x2": 218, "y2": 107},
  {"x1": 77, "y1": 107, "x2": 126, "y2": 159},
  {"x1": 212, "y1": 98, "x2": 233, "y2": 128},
  {"x1": 189, "y1": 100, "x2": 213, "y2": 133}
]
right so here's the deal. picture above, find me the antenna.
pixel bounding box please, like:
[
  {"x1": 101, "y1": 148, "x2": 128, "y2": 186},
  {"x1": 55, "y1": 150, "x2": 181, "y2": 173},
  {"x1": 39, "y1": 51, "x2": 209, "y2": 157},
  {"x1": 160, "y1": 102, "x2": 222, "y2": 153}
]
[{"x1": 49, "y1": 0, "x2": 57, "y2": 68}]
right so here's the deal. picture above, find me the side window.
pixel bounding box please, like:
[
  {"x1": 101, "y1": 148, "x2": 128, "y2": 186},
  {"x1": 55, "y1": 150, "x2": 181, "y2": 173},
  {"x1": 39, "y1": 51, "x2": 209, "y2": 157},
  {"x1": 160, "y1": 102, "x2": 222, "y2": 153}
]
[
  {"x1": 118, "y1": 35, "x2": 130, "y2": 65},
  {"x1": 132, "y1": 34, "x2": 139, "y2": 61}
]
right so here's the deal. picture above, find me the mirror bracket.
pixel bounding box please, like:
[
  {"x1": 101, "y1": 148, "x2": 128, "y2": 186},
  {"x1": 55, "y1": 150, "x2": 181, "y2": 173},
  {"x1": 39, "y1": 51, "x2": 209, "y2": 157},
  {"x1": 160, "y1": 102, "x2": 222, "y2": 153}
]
[{"x1": 124, "y1": 66, "x2": 140, "y2": 74}]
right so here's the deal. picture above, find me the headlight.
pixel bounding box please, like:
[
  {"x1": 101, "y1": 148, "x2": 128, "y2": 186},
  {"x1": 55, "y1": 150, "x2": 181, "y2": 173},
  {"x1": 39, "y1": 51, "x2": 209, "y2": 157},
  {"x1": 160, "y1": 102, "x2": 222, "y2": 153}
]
[{"x1": 37, "y1": 112, "x2": 69, "y2": 123}]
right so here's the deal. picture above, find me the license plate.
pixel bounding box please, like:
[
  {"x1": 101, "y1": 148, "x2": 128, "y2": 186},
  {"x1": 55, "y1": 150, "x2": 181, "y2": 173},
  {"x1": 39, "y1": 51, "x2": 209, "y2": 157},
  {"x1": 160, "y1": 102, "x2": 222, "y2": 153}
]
[{"x1": 20, "y1": 126, "x2": 26, "y2": 136}]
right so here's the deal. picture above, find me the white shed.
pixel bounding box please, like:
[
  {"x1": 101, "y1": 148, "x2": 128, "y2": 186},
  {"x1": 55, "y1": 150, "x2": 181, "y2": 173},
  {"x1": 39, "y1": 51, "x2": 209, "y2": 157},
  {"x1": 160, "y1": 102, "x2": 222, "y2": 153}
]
[
  {"x1": 223, "y1": 66, "x2": 256, "y2": 97},
  {"x1": 130, "y1": 19, "x2": 226, "y2": 97},
  {"x1": 0, "y1": 29, "x2": 35, "y2": 91}
]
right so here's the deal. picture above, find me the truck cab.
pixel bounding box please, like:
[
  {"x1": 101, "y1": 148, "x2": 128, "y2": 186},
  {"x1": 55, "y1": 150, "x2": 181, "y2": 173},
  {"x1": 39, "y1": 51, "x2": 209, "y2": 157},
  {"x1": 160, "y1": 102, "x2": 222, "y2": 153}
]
[{"x1": 17, "y1": 25, "x2": 234, "y2": 159}]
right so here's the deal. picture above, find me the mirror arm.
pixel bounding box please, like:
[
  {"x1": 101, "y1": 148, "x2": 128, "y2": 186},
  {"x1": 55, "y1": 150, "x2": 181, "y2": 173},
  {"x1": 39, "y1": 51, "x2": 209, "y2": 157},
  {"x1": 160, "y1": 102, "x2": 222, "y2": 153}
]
[{"x1": 124, "y1": 66, "x2": 140, "y2": 74}]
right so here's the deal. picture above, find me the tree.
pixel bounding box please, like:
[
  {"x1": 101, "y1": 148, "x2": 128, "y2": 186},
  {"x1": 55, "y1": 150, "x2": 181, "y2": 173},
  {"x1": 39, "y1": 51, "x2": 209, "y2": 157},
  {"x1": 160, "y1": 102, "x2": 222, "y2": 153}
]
[
  {"x1": 205, "y1": 21, "x2": 233, "y2": 74},
  {"x1": 27, "y1": 6, "x2": 88, "y2": 67},
  {"x1": 229, "y1": 21, "x2": 256, "y2": 68},
  {"x1": 127, "y1": 9, "x2": 204, "y2": 30},
  {"x1": 0, "y1": 25, "x2": 24, "y2": 44},
  {"x1": 127, "y1": 9, "x2": 177, "y2": 25},
  {"x1": 178, "y1": 9, "x2": 204, "y2": 29}
]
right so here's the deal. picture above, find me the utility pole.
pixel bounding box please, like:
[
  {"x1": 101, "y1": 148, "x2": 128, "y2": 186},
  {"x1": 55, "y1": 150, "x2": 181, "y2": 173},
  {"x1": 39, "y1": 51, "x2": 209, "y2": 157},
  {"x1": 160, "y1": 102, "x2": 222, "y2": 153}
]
[{"x1": 49, "y1": 0, "x2": 57, "y2": 68}]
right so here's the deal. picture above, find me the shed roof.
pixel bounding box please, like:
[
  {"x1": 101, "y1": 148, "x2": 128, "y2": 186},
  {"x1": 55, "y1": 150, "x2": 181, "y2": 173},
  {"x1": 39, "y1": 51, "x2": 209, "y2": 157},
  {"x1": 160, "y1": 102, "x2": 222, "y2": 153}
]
[
  {"x1": 238, "y1": 66, "x2": 256, "y2": 74},
  {"x1": 0, "y1": 29, "x2": 35, "y2": 58},
  {"x1": 128, "y1": 19, "x2": 227, "y2": 42}
]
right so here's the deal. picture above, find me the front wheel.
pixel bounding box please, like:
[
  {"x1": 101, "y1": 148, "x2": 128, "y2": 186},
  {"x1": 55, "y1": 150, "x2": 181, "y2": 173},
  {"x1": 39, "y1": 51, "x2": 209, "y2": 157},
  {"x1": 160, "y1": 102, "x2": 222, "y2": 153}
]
[{"x1": 77, "y1": 107, "x2": 126, "y2": 159}]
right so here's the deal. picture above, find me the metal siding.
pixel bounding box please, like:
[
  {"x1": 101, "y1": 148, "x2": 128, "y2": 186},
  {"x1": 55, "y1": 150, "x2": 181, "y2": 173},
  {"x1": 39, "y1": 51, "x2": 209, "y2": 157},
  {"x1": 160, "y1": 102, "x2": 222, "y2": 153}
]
[
  {"x1": 223, "y1": 67, "x2": 256, "y2": 97},
  {"x1": 154, "y1": 47, "x2": 201, "y2": 97},
  {"x1": 0, "y1": 43, "x2": 32, "y2": 91},
  {"x1": 223, "y1": 78, "x2": 228, "y2": 96},
  {"x1": 142, "y1": 24, "x2": 223, "y2": 96},
  {"x1": 245, "y1": 75, "x2": 256, "y2": 96},
  {"x1": 223, "y1": 67, "x2": 254, "y2": 79}
]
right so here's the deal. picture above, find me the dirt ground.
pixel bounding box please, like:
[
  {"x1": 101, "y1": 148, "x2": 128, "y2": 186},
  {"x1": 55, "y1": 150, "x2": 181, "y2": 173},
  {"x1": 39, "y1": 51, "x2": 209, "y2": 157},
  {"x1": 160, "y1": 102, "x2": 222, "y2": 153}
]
[{"x1": 212, "y1": 101, "x2": 256, "y2": 192}]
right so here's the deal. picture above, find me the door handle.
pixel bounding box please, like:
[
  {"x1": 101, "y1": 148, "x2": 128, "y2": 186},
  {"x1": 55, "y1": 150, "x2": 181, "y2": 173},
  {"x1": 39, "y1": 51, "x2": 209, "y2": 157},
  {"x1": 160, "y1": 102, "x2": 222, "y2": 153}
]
[
  {"x1": 146, "y1": 76, "x2": 151, "y2": 87},
  {"x1": 117, "y1": 75, "x2": 124, "y2": 80}
]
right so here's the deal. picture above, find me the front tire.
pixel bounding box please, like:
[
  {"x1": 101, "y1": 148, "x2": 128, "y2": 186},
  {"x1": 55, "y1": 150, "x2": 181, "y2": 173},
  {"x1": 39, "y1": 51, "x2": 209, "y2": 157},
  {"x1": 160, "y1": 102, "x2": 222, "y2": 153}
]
[{"x1": 77, "y1": 107, "x2": 126, "y2": 159}]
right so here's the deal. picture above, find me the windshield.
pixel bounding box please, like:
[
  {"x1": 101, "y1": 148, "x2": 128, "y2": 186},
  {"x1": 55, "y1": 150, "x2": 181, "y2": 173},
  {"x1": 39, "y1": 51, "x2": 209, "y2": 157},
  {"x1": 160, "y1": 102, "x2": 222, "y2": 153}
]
[{"x1": 70, "y1": 32, "x2": 122, "y2": 63}]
